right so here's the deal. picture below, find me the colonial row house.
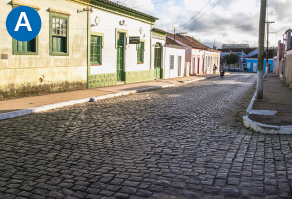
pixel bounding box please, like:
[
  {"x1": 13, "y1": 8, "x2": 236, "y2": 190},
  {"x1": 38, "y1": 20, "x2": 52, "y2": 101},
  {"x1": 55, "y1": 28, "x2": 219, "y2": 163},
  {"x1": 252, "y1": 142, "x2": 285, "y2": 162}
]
[
  {"x1": 1, "y1": 0, "x2": 89, "y2": 99},
  {"x1": 277, "y1": 28, "x2": 292, "y2": 87},
  {"x1": 88, "y1": 0, "x2": 158, "y2": 88},
  {"x1": 167, "y1": 33, "x2": 221, "y2": 75},
  {"x1": 0, "y1": 0, "x2": 160, "y2": 99},
  {"x1": 151, "y1": 28, "x2": 186, "y2": 79}
]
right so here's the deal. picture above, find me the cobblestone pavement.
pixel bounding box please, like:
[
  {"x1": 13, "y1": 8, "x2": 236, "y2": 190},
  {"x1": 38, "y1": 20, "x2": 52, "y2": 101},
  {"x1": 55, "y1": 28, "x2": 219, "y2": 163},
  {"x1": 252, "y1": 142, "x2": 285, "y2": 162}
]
[{"x1": 1, "y1": 73, "x2": 292, "y2": 199}]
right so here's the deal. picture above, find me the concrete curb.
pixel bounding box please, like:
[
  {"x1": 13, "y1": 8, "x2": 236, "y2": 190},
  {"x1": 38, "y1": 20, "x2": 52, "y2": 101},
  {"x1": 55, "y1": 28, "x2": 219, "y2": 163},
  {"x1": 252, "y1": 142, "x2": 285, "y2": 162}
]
[
  {"x1": 243, "y1": 91, "x2": 292, "y2": 134},
  {"x1": 243, "y1": 116, "x2": 292, "y2": 134},
  {"x1": 0, "y1": 84, "x2": 177, "y2": 120}
]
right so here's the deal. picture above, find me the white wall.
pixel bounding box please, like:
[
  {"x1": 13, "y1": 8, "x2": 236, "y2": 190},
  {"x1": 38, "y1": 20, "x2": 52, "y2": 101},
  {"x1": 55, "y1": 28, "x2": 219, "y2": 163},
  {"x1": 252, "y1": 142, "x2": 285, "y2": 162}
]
[
  {"x1": 191, "y1": 49, "x2": 205, "y2": 75},
  {"x1": 164, "y1": 47, "x2": 185, "y2": 79},
  {"x1": 90, "y1": 8, "x2": 152, "y2": 75}
]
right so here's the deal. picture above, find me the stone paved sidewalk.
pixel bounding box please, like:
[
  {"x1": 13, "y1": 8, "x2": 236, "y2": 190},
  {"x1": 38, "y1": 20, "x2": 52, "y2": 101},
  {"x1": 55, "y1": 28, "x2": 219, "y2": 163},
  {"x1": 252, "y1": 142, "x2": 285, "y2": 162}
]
[
  {"x1": 0, "y1": 73, "x2": 222, "y2": 120},
  {"x1": 243, "y1": 73, "x2": 292, "y2": 134}
]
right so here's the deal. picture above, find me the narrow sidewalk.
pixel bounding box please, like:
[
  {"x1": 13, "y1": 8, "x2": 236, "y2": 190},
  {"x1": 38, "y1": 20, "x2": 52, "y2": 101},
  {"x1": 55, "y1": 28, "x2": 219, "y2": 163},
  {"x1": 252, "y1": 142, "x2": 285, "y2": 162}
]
[
  {"x1": 0, "y1": 73, "x2": 222, "y2": 120},
  {"x1": 243, "y1": 73, "x2": 292, "y2": 134}
]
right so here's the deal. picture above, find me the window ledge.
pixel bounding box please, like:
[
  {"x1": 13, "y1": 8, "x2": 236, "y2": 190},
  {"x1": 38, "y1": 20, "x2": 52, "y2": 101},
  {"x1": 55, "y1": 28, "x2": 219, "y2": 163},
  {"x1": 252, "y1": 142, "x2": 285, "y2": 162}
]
[
  {"x1": 13, "y1": 52, "x2": 38, "y2": 55},
  {"x1": 50, "y1": 52, "x2": 69, "y2": 56},
  {"x1": 48, "y1": 8, "x2": 71, "y2": 16},
  {"x1": 11, "y1": 0, "x2": 40, "y2": 10},
  {"x1": 90, "y1": 64, "x2": 102, "y2": 66}
]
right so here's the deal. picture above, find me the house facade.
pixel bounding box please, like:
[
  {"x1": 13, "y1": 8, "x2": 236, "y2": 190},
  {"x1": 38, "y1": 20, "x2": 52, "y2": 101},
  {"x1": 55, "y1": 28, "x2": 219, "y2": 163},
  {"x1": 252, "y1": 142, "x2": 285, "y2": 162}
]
[
  {"x1": 182, "y1": 35, "x2": 221, "y2": 74},
  {"x1": 167, "y1": 33, "x2": 220, "y2": 75},
  {"x1": 88, "y1": 0, "x2": 158, "y2": 88},
  {"x1": 163, "y1": 37, "x2": 186, "y2": 79},
  {"x1": 0, "y1": 0, "x2": 160, "y2": 100},
  {"x1": 283, "y1": 29, "x2": 292, "y2": 86},
  {"x1": 0, "y1": 0, "x2": 89, "y2": 100},
  {"x1": 285, "y1": 48, "x2": 292, "y2": 87}
]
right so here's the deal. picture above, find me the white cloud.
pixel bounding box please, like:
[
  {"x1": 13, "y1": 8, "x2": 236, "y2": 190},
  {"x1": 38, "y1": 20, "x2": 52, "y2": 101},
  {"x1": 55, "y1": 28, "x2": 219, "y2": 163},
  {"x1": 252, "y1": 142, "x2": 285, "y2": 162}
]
[{"x1": 106, "y1": 0, "x2": 291, "y2": 48}]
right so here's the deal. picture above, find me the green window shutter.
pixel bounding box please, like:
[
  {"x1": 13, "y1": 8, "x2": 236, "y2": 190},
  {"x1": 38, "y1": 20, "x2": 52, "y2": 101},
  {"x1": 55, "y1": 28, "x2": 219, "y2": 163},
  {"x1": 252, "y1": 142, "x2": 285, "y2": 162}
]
[
  {"x1": 17, "y1": 41, "x2": 22, "y2": 52},
  {"x1": 137, "y1": 42, "x2": 144, "y2": 64},
  {"x1": 51, "y1": 16, "x2": 68, "y2": 55},
  {"x1": 90, "y1": 35, "x2": 102, "y2": 64}
]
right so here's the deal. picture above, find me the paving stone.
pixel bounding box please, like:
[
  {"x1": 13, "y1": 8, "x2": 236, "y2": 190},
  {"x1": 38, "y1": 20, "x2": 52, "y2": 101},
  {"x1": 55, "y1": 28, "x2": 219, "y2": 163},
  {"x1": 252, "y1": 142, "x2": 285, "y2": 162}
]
[
  {"x1": 222, "y1": 187, "x2": 239, "y2": 196},
  {"x1": 1, "y1": 74, "x2": 291, "y2": 199},
  {"x1": 120, "y1": 187, "x2": 136, "y2": 195},
  {"x1": 181, "y1": 190, "x2": 199, "y2": 198},
  {"x1": 136, "y1": 189, "x2": 152, "y2": 197},
  {"x1": 204, "y1": 186, "x2": 221, "y2": 194}
]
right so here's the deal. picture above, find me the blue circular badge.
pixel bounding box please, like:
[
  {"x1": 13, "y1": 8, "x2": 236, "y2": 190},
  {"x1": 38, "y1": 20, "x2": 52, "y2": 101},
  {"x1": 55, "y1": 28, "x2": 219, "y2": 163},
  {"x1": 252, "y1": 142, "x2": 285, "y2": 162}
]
[{"x1": 6, "y1": 6, "x2": 42, "y2": 42}]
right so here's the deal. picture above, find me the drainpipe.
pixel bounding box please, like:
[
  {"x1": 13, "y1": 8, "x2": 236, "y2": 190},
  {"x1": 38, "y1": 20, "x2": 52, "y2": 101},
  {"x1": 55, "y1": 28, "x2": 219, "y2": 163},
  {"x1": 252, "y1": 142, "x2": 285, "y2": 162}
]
[
  {"x1": 86, "y1": 7, "x2": 90, "y2": 89},
  {"x1": 150, "y1": 25, "x2": 153, "y2": 70}
]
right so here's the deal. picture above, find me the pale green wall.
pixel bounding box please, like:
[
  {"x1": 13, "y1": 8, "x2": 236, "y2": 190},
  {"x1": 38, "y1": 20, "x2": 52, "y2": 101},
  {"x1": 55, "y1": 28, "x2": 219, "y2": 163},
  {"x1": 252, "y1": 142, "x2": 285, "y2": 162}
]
[{"x1": 0, "y1": 0, "x2": 88, "y2": 99}]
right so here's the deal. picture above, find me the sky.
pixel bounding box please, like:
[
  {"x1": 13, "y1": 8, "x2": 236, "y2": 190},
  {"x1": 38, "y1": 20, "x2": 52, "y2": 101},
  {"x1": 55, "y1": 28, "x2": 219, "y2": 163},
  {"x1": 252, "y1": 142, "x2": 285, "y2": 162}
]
[{"x1": 110, "y1": 0, "x2": 291, "y2": 49}]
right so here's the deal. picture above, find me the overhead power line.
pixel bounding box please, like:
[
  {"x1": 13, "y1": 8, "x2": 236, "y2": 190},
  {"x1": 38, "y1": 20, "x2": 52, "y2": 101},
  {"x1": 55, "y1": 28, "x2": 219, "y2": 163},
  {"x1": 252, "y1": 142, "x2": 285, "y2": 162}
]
[
  {"x1": 131, "y1": 0, "x2": 171, "y2": 9},
  {"x1": 178, "y1": 0, "x2": 212, "y2": 28},
  {"x1": 179, "y1": 0, "x2": 226, "y2": 31}
]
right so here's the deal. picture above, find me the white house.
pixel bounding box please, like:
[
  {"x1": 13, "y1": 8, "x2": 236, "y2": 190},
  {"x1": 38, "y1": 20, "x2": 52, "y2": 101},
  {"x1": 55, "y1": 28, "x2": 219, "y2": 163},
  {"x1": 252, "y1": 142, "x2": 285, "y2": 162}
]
[
  {"x1": 163, "y1": 37, "x2": 186, "y2": 79},
  {"x1": 88, "y1": 0, "x2": 158, "y2": 88}
]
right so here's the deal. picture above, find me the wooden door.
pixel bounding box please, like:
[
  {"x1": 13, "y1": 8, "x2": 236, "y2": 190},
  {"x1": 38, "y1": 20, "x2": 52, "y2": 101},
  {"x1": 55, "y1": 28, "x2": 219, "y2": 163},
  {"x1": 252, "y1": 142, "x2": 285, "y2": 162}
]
[
  {"x1": 197, "y1": 58, "x2": 200, "y2": 74},
  {"x1": 178, "y1": 56, "x2": 181, "y2": 76},
  {"x1": 154, "y1": 44, "x2": 162, "y2": 79},
  {"x1": 117, "y1": 33, "x2": 124, "y2": 81}
]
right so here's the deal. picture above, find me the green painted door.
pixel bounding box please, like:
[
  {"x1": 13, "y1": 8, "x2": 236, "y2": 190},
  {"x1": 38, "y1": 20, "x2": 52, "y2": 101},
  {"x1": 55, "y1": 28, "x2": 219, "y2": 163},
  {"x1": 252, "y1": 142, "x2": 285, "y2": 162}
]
[
  {"x1": 117, "y1": 33, "x2": 124, "y2": 81},
  {"x1": 154, "y1": 44, "x2": 162, "y2": 79}
]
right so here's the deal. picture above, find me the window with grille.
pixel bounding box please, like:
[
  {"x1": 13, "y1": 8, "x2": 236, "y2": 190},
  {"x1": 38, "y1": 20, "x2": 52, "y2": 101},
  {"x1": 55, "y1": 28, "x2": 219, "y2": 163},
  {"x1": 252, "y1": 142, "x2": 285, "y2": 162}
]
[
  {"x1": 50, "y1": 15, "x2": 69, "y2": 55},
  {"x1": 170, "y1": 55, "x2": 174, "y2": 69},
  {"x1": 90, "y1": 36, "x2": 102, "y2": 65},
  {"x1": 12, "y1": 6, "x2": 38, "y2": 55},
  {"x1": 137, "y1": 42, "x2": 144, "y2": 63}
]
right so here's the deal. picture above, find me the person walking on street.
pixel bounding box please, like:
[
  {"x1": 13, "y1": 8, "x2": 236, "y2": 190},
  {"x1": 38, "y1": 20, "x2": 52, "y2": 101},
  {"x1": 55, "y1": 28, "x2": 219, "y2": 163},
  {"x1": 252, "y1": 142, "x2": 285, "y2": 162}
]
[{"x1": 213, "y1": 64, "x2": 217, "y2": 74}]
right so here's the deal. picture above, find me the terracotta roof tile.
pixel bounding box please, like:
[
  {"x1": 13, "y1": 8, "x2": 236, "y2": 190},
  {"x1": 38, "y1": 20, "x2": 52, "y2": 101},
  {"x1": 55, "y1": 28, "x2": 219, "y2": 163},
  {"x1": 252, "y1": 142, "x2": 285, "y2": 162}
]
[{"x1": 167, "y1": 33, "x2": 207, "y2": 50}]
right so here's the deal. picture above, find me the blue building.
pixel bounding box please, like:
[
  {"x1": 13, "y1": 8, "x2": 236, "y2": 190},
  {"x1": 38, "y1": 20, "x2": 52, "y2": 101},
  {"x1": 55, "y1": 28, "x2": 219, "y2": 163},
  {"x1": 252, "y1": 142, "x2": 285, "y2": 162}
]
[{"x1": 245, "y1": 49, "x2": 275, "y2": 73}]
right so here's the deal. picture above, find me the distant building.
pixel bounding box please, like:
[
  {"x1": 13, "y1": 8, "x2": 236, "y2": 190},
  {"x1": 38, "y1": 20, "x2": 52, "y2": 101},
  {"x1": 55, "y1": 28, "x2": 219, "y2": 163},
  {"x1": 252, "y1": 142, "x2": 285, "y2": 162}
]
[
  {"x1": 222, "y1": 44, "x2": 249, "y2": 49},
  {"x1": 245, "y1": 49, "x2": 275, "y2": 73},
  {"x1": 217, "y1": 47, "x2": 257, "y2": 72}
]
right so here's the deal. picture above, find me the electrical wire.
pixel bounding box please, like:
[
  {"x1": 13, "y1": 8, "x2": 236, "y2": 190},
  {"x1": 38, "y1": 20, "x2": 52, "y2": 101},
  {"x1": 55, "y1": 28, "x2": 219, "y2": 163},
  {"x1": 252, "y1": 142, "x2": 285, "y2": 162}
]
[
  {"x1": 191, "y1": 0, "x2": 230, "y2": 31},
  {"x1": 178, "y1": 0, "x2": 226, "y2": 32},
  {"x1": 131, "y1": 0, "x2": 172, "y2": 9},
  {"x1": 178, "y1": 0, "x2": 212, "y2": 28}
]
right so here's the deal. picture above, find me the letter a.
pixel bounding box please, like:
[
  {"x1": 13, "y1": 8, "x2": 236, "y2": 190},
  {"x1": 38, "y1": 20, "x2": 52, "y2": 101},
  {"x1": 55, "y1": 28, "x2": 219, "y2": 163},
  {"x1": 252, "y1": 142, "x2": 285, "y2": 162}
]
[{"x1": 14, "y1": 12, "x2": 32, "y2": 31}]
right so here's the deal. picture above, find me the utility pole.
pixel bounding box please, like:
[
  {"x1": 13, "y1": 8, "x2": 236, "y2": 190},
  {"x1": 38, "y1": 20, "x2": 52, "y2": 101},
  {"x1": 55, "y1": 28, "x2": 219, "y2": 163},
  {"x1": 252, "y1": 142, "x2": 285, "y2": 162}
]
[
  {"x1": 265, "y1": 21, "x2": 275, "y2": 73},
  {"x1": 172, "y1": 26, "x2": 175, "y2": 44},
  {"x1": 257, "y1": 0, "x2": 267, "y2": 99}
]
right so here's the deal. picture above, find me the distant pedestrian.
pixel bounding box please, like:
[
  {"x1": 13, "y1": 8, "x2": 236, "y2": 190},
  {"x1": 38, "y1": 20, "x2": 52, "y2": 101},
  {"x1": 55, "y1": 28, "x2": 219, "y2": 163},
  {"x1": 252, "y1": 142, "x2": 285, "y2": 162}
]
[{"x1": 213, "y1": 64, "x2": 217, "y2": 74}]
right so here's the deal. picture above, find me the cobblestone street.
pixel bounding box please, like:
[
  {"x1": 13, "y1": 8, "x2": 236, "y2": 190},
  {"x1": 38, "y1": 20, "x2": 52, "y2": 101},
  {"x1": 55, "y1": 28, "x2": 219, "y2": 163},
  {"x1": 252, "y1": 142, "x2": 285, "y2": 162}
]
[{"x1": 1, "y1": 73, "x2": 292, "y2": 199}]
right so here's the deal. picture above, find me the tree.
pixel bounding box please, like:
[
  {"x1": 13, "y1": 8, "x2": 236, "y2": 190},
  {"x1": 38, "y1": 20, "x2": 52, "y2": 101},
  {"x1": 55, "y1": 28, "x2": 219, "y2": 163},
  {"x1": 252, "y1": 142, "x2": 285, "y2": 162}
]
[{"x1": 221, "y1": 53, "x2": 239, "y2": 65}]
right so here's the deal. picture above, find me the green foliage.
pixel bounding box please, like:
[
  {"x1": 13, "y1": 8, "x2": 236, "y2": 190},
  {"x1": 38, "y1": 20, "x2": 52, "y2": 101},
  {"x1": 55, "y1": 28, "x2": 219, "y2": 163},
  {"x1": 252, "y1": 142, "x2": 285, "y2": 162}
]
[{"x1": 221, "y1": 53, "x2": 239, "y2": 64}]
